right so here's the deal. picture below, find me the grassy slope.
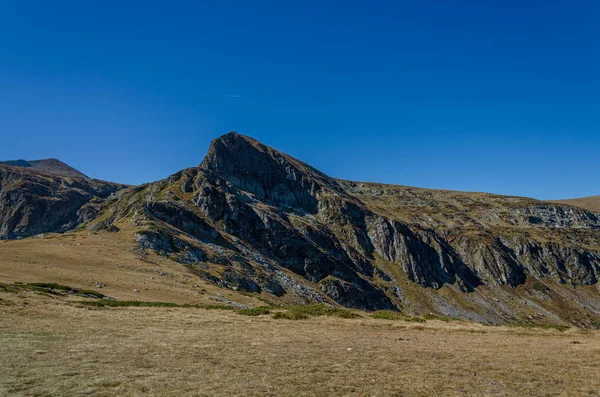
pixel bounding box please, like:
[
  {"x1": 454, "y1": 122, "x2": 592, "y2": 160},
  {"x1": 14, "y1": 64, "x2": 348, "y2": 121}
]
[
  {"x1": 552, "y1": 195, "x2": 600, "y2": 213},
  {"x1": 0, "y1": 226, "x2": 264, "y2": 308}
]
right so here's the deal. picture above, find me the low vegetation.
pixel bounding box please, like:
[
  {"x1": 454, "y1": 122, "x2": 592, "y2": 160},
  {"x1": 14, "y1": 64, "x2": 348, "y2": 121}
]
[
  {"x1": 371, "y1": 310, "x2": 426, "y2": 322},
  {"x1": 272, "y1": 304, "x2": 360, "y2": 320},
  {"x1": 422, "y1": 313, "x2": 460, "y2": 322},
  {"x1": 508, "y1": 321, "x2": 571, "y2": 332},
  {"x1": 6, "y1": 282, "x2": 106, "y2": 299},
  {"x1": 79, "y1": 300, "x2": 191, "y2": 308},
  {"x1": 236, "y1": 306, "x2": 272, "y2": 316}
]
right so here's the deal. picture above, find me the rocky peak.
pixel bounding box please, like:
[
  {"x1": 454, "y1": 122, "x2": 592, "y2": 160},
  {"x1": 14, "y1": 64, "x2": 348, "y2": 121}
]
[{"x1": 199, "y1": 132, "x2": 332, "y2": 213}]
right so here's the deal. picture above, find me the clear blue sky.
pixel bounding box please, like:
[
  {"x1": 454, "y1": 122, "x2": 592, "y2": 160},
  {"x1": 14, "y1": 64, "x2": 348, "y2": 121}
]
[{"x1": 1, "y1": 1, "x2": 598, "y2": 199}]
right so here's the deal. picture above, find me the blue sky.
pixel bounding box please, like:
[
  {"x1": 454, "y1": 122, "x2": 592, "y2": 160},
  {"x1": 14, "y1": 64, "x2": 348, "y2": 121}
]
[{"x1": 1, "y1": 1, "x2": 598, "y2": 199}]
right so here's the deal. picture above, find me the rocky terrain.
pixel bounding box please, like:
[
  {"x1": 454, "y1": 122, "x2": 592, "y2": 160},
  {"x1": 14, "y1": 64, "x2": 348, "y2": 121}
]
[
  {"x1": 1, "y1": 132, "x2": 600, "y2": 327},
  {"x1": 0, "y1": 163, "x2": 126, "y2": 239}
]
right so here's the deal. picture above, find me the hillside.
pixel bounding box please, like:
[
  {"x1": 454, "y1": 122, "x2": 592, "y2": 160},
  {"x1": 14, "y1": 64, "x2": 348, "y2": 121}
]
[
  {"x1": 1, "y1": 132, "x2": 599, "y2": 327},
  {"x1": 552, "y1": 195, "x2": 600, "y2": 214},
  {"x1": 67, "y1": 131, "x2": 600, "y2": 328},
  {"x1": 0, "y1": 164, "x2": 126, "y2": 239}
]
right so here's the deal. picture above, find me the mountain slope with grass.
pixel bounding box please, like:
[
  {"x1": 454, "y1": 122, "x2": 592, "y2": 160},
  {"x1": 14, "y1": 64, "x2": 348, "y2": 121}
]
[{"x1": 552, "y1": 195, "x2": 600, "y2": 214}]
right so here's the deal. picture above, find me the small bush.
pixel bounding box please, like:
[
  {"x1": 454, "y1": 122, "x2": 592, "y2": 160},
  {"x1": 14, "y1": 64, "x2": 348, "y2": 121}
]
[
  {"x1": 371, "y1": 310, "x2": 426, "y2": 323},
  {"x1": 531, "y1": 280, "x2": 549, "y2": 293},
  {"x1": 371, "y1": 310, "x2": 405, "y2": 320},
  {"x1": 236, "y1": 306, "x2": 271, "y2": 316},
  {"x1": 272, "y1": 304, "x2": 360, "y2": 320},
  {"x1": 20, "y1": 283, "x2": 106, "y2": 298},
  {"x1": 404, "y1": 316, "x2": 426, "y2": 323},
  {"x1": 509, "y1": 322, "x2": 570, "y2": 332},
  {"x1": 0, "y1": 283, "x2": 18, "y2": 293},
  {"x1": 272, "y1": 311, "x2": 310, "y2": 320},
  {"x1": 80, "y1": 300, "x2": 186, "y2": 308},
  {"x1": 422, "y1": 313, "x2": 459, "y2": 322},
  {"x1": 202, "y1": 304, "x2": 235, "y2": 310},
  {"x1": 76, "y1": 289, "x2": 106, "y2": 299},
  {"x1": 79, "y1": 300, "x2": 241, "y2": 310}
]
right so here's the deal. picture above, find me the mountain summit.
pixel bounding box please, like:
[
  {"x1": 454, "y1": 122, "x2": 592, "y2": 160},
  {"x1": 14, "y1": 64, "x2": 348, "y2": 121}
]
[{"x1": 199, "y1": 131, "x2": 334, "y2": 213}]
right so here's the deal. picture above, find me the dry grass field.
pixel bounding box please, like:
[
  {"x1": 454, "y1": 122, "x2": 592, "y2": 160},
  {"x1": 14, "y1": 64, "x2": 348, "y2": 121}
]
[
  {"x1": 1, "y1": 290, "x2": 599, "y2": 397},
  {"x1": 1, "y1": 230, "x2": 600, "y2": 396}
]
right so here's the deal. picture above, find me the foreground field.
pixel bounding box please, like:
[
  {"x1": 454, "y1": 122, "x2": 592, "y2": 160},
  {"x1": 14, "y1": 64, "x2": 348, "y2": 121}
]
[{"x1": 1, "y1": 292, "x2": 599, "y2": 397}]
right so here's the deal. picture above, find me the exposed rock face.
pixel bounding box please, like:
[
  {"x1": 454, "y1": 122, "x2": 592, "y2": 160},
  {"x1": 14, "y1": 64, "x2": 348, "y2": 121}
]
[
  {"x1": 0, "y1": 164, "x2": 125, "y2": 239},
  {"x1": 199, "y1": 132, "x2": 326, "y2": 213},
  {"x1": 93, "y1": 132, "x2": 600, "y2": 320}
]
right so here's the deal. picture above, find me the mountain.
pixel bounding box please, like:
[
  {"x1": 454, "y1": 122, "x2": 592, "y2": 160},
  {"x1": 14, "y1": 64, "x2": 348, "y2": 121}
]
[
  {"x1": 0, "y1": 163, "x2": 126, "y2": 239},
  {"x1": 0, "y1": 158, "x2": 89, "y2": 178},
  {"x1": 552, "y1": 195, "x2": 600, "y2": 214},
  {"x1": 77, "y1": 132, "x2": 600, "y2": 327},
  {"x1": 1, "y1": 132, "x2": 600, "y2": 327}
]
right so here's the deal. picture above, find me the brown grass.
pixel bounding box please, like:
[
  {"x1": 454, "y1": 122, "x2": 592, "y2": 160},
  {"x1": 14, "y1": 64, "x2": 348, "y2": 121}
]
[
  {"x1": 552, "y1": 195, "x2": 600, "y2": 213},
  {"x1": 0, "y1": 227, "x2": 265, "y2": 308},
  {"x1": 1, "y1": 292, "x2": 599, "y2": 397}
]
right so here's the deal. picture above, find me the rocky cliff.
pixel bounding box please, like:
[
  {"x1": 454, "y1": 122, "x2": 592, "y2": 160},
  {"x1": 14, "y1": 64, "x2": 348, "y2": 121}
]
[
  {"x1": 0, "y1": 164, "x2": 126, "y2": 239},
  {"x1": 86, "y1": 132, "x2": 600, "y2": 327}
]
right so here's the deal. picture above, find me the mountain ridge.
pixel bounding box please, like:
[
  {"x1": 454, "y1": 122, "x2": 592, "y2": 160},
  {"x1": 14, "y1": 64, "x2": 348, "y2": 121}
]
[
  {"x1": 1, "y1": 131, "x2": 600, "y2": 327},
  {"x1": 74, "y1": 132, "x2": 600, "y2": 326},
  {"x1": 0, "y1": 158, "x2": 89, "y2": 179}
]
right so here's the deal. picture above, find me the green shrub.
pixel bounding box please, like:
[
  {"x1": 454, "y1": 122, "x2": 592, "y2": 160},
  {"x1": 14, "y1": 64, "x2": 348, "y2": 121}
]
[
  {"x1": 272, "y1": 311, "x2": 310, "y2": 320},
  {"x1": 531, "y1": 280, "x2": 549, "y2": 293},
  {"x1": 272, "y1": 304, "x2": 360, "y2": 320},
  {"x1": 371, "y1": 310, "x2": 426, "y2": 323},
  {"x1": 404, "y1": 316, "x2": 426, "y2": 323},
  {"x1": 371, "y1": 310, "x2": 405, "y2": 320},
  {"x1": 236, "y1": 306, "x2": 271, "y2": 316},
  {"x1": 80, "y1": 300, "x2": 184, "y2": 308},
  {"x1": 509, "y1": 322, "x2": 570, "y2": 332},
  {"x1": 20, "y1": 283, "x2": 106, "y2": 298},
  {"x1": 202, "y1": 304, "x2": 235, "y2": 310},
  {"x1": 0, "y1": 283, "x2": 18, "y2": 293},
  {"x1": 422, "y1": 313, "x2": 459, "y2": 322}
]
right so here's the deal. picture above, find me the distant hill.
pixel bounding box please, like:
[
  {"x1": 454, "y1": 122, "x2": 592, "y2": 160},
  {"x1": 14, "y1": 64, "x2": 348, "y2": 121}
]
[
  {"x1": 0, "y1": 163, "x2": 126, "y2": 239},
  {"x1": 0, "y1": 158, "x2": 88, "y2": 178},
  {"x1": 552, "y1": 196, "x2": 600, "y2": 214}
]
